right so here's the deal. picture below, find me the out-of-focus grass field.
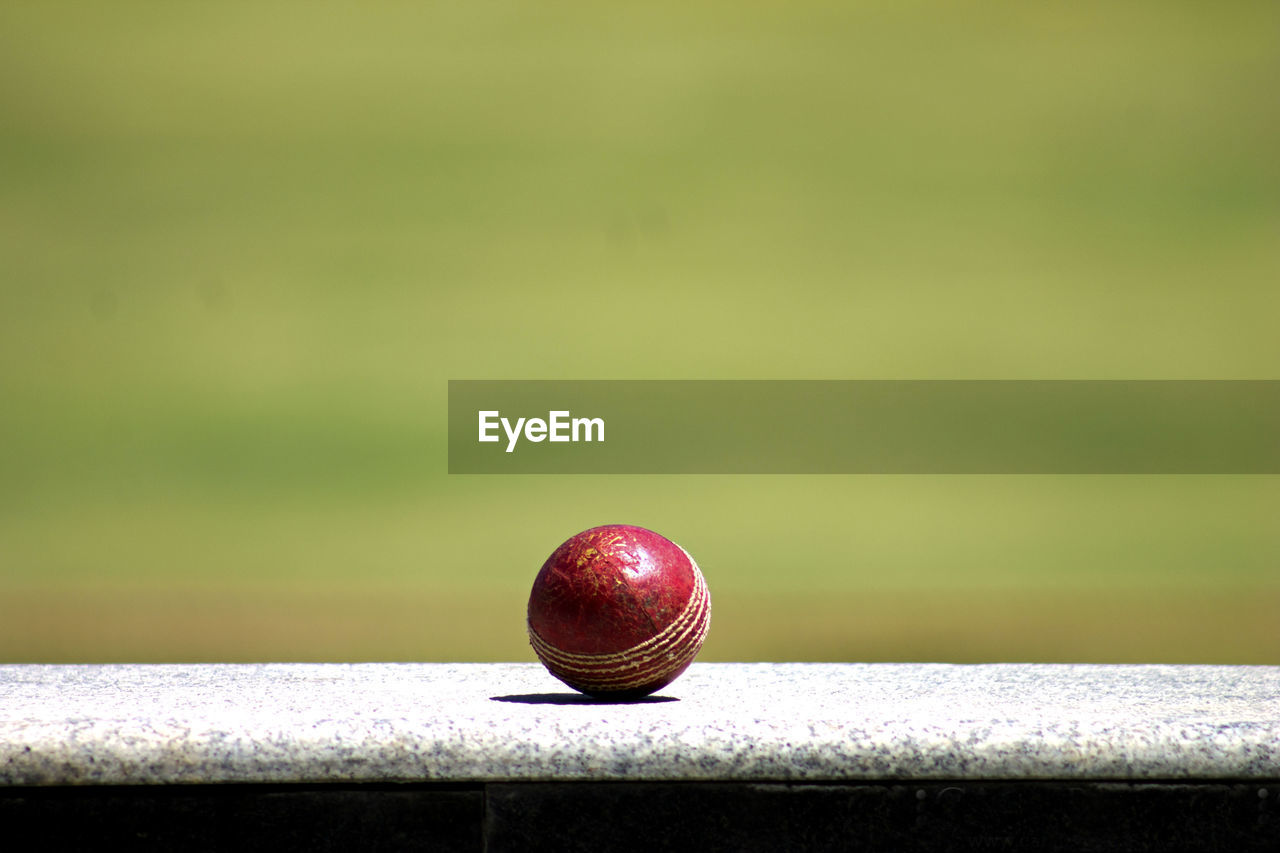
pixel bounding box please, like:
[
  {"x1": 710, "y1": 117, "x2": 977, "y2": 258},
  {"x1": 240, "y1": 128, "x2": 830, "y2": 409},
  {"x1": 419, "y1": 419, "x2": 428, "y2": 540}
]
[{"x1": 1, "y1": 2, "x2": 1277, "y2": 664}]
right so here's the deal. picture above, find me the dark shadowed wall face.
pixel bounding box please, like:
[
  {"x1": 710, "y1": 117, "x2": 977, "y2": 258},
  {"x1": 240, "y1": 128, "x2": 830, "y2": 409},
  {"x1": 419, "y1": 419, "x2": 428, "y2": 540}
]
[{"x1": 1, "y1": 1, "x2": 1277, "y2": 664}]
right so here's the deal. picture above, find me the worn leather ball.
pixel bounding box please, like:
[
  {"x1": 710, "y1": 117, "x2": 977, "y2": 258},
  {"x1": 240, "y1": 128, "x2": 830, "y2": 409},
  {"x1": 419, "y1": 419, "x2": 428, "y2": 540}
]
[{"x1": 527, "y1": 524, "x2": 711, "y2": 698}]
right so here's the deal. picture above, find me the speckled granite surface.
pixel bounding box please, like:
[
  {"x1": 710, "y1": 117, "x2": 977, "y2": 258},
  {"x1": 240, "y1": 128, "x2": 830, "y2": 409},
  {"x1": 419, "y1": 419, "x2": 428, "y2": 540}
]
[{"x1": 1, "y1": 663, "x2": 1277, "y2": 786}]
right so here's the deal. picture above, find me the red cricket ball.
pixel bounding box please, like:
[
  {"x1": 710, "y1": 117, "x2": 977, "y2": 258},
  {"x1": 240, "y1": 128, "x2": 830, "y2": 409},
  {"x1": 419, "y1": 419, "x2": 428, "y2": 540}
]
[{"x1": 527, "y1": 524, "x2": 712, "y2": 698}]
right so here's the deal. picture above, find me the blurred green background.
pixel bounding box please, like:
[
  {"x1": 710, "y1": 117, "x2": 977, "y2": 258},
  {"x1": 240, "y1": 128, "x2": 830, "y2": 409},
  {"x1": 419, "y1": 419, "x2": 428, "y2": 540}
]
[{"x1": 2, "y1": 1, "x2": 1277, "y2": 664}]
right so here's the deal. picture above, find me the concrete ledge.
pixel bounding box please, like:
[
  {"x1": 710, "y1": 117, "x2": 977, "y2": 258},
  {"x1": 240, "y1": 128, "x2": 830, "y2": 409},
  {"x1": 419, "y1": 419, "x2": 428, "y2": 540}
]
[
  {"x1": 2, "y1": 662, "x2": 1278, "y2": 785},
  {"x1": 4, "y1": 663, "x2": 1278, "y2": 851}
]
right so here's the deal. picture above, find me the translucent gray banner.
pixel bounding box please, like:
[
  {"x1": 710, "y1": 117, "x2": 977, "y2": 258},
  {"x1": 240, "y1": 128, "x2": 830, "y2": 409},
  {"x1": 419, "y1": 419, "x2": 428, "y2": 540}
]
[{"x1": 447, "y1": 381, "x2": 1280, "y2": 474}]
